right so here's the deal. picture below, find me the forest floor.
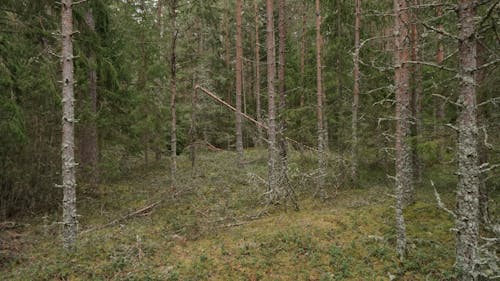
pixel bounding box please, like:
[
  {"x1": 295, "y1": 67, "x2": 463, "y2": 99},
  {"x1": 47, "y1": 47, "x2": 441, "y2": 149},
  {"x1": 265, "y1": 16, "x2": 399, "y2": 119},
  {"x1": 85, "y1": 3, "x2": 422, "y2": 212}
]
[{"x1": 1, "y1": 148, "x2": 492, "y2": 280}]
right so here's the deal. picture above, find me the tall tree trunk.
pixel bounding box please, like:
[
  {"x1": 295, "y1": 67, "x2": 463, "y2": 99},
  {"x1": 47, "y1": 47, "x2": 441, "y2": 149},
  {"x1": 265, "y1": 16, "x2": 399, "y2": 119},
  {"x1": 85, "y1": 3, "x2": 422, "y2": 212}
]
[
  {"x1": 299, "y1": 0, "x2": 306, "y2": 107},
  {"x1": 315, "y1": 0, "x2": 327, "y2": 194},
  {"x1": 266, "y1": 0, "x2": 280, "y2": 202},
  {"x1": 254, "y1": 0, "x2": 263, "y2": 147},
  {"x1": 434, "y1": 4, "x2": 445, "y2": 134},
  {"x1": 277, "y1": 0, "x2": 288, "y2": 178},
  {"x1": 80, "y1": 7, "x2": 98, "y2": 189},
  {"x1": 140, "y1": 0, "x2": 150, "y2": 166},
  {"x1": 455, "y1": 2, "x2": 480, "y2": 279},
  {"x1": 61, "y1": 0, "x2": 77, "y2": 250},
  {"x1": 393, "y1": 0, "x2": 412, "y2": 259},
  {"x1": 410, "y1": 0, "x2": 423, "y2": 184},
  {"x1": 476, "y1": 41, "x2": 489, "y2": 225},
  {"x1": 235, "y1": 0, "x2": 244, "y2": 165},
  {"x1": 169, "y1": 1, "x2": 178, "y2": 186},
  {"x1": 156, "y1": 0, "x2": 164, "y2": 162},
  {"x1": 190, "y1": 19, "x2": 202, "y2": 177},
  {"x1": 351, "y1": 0, "x2": 361, "y2": 185}
]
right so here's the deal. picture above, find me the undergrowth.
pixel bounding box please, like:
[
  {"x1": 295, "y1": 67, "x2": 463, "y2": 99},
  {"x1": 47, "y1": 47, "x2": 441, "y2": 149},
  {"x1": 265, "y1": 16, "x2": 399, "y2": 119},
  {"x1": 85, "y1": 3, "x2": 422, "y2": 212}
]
[{"x1": 1, "y1": 148, "x2": 490, "y2": 280}]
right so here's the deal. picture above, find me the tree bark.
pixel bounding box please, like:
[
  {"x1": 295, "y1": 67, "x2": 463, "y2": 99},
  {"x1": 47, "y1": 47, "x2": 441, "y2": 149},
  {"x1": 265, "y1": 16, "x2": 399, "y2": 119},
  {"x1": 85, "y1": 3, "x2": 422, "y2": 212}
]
[
  {"x1": 476, "y1": 41, "x2": 489, "y2": 225},
  {"x1": 235, "y1": 0, "x2": 244, "y2": 165},
  {"x1": 455, "y1": 2, "x2": 480, "y2": 279},
  {"x1": 80, "y1": 7, "x2": 98, "y2": 189},
  {"x1": 434, "y1": 4, "x2": 446, "y2": 133},
  {"x1": 277, "y1": 0, "x2": 288, "y2": 180},
  {"x1": 351, "y1": 0, "x2": 361, "y2": 185},
  {"x1": 266, "y1": 0, "x2": 280, "y2": 202},
  {"x1": 315, "y1": 0, "x2": 327, "y2": 194},
  {"x1": 254, "y1": 0, "x2": 263, "y2": 147},
  {"x1": 410, "y1": 0, "x2": 423, "y2": 184},
  {"x1": 393, "y1": 0, "x2": 412, "y2": 259},
  {"x1": 299, "y1": 0, "x2": 306, "y2": 107},
  {"x1": 61, "y1": 0, "x2": 77, "y2": 251},
  {"x1": 169, "y1": 0, "x2": 178, "y2": 186}
]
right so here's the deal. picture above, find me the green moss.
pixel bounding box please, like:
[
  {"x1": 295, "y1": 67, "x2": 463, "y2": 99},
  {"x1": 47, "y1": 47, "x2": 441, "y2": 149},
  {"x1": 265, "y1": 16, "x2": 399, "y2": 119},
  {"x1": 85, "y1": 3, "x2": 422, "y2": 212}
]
[{"x1": 1, "y1": 149, "x2": 459, "y2": 281}]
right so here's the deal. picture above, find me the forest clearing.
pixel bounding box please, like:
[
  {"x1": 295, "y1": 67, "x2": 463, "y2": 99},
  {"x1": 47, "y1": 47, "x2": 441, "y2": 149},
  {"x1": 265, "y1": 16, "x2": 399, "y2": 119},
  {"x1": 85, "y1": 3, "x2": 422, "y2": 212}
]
[{"x1": 1, "y1": 0, "x2": 499, "y2": 280}]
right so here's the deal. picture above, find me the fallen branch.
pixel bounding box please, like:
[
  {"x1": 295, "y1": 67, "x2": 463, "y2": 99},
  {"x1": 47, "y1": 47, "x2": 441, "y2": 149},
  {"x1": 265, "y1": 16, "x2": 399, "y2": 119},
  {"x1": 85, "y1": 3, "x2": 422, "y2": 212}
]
[
  {"x1": 81, "y1": 200, "x2": 162, "y2": 234},
  {"x1": 195, "y1": 85, "x2": 318, "y2": 152}
]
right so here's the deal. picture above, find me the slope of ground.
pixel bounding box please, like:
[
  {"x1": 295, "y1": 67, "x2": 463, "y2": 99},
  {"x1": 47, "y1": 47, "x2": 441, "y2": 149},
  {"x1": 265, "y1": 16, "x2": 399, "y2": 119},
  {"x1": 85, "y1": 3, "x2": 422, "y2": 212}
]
[{"x1": 0, "y1": 149, "x2": 471, "y2": 280}]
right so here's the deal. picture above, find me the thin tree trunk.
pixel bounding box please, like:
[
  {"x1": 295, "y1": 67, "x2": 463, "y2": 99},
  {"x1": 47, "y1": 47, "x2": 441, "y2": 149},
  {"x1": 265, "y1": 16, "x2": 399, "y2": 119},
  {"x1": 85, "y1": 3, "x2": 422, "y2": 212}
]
[
  {"x1": 190, "y1": 18, "x2": 202, "y2": 177},
  {"x1": 169, "y1": 0, "x2": 178, "y2": 186},
  {"x1": 156, "y1": 0, "x2": 164, "y2": 162},
  {"x1": 410, "y1": 0, "x2": 423, "y2": 184},
  {"x1": 235, "y1": 0, "x2": 244, "y2": 165},
  {"x1": 266, "y1": 0, "x2": 280, "y2": 202},
  {"x1": 476, "y1": 41, "x2": 489, "y2": 225},
  {"x1": 299, "y1": 0, "x2": 306, "y2": 107},
  {"x1": 315, "y1": 0, "x2": 327, "y2": 194},
  {"x1": 139, "y1": 0, "x2": 150, "y2": 166},
  {"x1": 80, "y1": 7, "x2": 98, "y2": 189},
  {"x1": 351, "y1": 0, "x2": 361, "y2": 185},
  {"x1": 61, "y1": 0, "x2": 77, "y2": 250},
  {"x1": 277, "y1": 0, "x2": 288, "y2": 179},
  {"x1": 455, "y1": 2, "x2": 480, "y2": 279},
  {"x1": 434, "y1": 4, "x2": 445, "y2": 133},
  {"x1": 393, "y1": 0, "x2": 412, "y2": 259},
  {"x1": 254, "y1": 0, "x2": 263, "y2": 147}
]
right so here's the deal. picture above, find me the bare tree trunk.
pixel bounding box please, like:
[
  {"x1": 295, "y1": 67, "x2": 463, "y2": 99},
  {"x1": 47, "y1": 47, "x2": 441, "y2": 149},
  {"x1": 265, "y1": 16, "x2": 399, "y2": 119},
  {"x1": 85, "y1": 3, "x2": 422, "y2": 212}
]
[
  {"x1": 434, "y1": 4, "x2": 445, "y2": 134},
  {"x1": 410, "y1": 0, "x2": 423, "y2": 184},
  {"x1": 266, "y1": 0, "x2": 280, "y2": 202},
  {"x1": 277, "y1": 0, "x2": 288, "y2": 180},
  {"x1": 254, "y1": 0, "x2": 263, "y2": 147},
  {"x1": 393, "y1": 0, "x2": 412, "y2": 259},
  {"x1": 169, "y1": 0, "x2": 178, "y2": 186},
  {"x1": 235, "y1": 0, "x2": 244, "y2": 165},
  {"x1": 351, "y1": 0, "x2": 361, "y2": 185},
  {"x1": 190, "y1": 19, "x2": 202, "y2": 177},
  {"x1": 139, "y1": 0, "x2": 150, "y2": 166},
  {"x1": 61, "y1": 0, "x2": 77, "y2": 250},
  {"x1": 315, "y1": 0, "x2": 327, "y2": 194},
  {"x1": 455, "y1": 2, "x2": 480, "y2": 279},
  {"x1": 476, "y1": 41, "x2": 489, "y2": 225},
  {"x1": 80, "y1": 7, "x2": 98, "y2": 190},
  {"x1": 299, "y1": 0, "x2": 306, "y2": 107}
]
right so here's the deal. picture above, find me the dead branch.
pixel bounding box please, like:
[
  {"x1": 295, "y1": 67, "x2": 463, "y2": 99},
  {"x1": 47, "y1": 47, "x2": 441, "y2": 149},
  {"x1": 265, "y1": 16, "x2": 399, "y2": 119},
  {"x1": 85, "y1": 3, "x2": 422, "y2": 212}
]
[
  {"x1": 431, "y1": 180, "x2": 457, "y2": 219},
  {"x1": 81, "y1": 200, "x2": 162, "y2": 234}
]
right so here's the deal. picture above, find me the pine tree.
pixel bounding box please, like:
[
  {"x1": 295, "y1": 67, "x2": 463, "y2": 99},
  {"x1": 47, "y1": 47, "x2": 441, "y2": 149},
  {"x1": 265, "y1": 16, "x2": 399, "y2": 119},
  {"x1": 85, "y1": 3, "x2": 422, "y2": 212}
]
[{"x1": 61, "y1": 0, "x2": 78, "y2": 250}]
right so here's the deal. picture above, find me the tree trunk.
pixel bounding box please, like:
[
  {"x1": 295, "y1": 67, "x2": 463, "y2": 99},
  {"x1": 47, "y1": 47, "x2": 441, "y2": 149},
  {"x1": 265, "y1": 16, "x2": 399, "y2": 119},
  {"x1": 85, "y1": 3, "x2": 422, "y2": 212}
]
[
  {"x1": 351, "y1": 0, "x2": 361, "y2": 185},
  {"x1": 315, "y1": 0, "x2": 327, "y2": 194},
  {"x1": 61, "y1": 0, "x2": 77, "y2": 251},
  {"x1": 254, "y1": 0, "x2": 263, "y2": 147},
  {"x1": 393, "y1": 0, "x2": 412, "y2": 259},
  {"x1": 80, "y1": 7, "x2": 98, "y2": 190},
  {"x1": 410, "y1": 0, "x2": 423, "y2": 184},
  {"x1": 169, "y1": 1, "x2": 178, "y2": 186},
  {"x1": 434, "y1": 4, "x2": 445, "y2": 134},
  {"x1": 266, "y1": 0, "x2": 280, "y2": 202},
  {"x1": 455, "y1": 2, "x2": 480, "y2": 279},
  {"x1": 190, "y1": 19, "x2": 202, "y2": 177},
  {"x1": 476, "y1": 41, "x2": 489, "y2": 225},
  {"x1": 277, "y1": 0, "x2": 288, "y2": 180},
  {"x1": 299, "y1": 0, "x2": 306, "y2": 107},
  {"x1": 235, "y1": 0, "x2": 244, "y2": 165}
]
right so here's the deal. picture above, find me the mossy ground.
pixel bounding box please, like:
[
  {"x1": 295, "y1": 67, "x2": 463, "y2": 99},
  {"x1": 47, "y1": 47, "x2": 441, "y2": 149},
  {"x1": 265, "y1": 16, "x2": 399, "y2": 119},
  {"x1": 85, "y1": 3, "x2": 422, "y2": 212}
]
[{"x1": 0, "y1": 148, "x2": 491, "y2": 280}]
